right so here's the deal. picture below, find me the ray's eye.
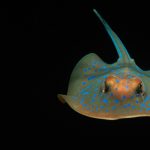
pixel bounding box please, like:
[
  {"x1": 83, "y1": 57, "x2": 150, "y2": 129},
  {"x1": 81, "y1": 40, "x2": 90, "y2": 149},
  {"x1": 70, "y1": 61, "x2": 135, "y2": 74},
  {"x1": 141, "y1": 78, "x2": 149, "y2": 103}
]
[
  {"x1": 102, "y1": 81, "x2": 110, "y2": 93},
  {"x1": 135, "y1": 83, "x2": 144, "y2": 96}
]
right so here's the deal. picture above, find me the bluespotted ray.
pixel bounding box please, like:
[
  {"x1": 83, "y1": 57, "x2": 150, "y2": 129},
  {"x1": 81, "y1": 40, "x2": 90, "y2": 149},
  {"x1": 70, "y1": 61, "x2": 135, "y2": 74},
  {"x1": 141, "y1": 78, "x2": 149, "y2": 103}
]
[{"x1": 57, "y1": 9, "x2": 150, "y2": 120}]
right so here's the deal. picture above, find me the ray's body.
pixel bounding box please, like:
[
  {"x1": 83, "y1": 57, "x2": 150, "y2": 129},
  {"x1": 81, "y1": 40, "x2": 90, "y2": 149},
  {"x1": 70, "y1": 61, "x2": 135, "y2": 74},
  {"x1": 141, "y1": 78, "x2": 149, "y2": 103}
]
[{"x1": 58, "y1": 9, "x2": 150, "y2": 120}]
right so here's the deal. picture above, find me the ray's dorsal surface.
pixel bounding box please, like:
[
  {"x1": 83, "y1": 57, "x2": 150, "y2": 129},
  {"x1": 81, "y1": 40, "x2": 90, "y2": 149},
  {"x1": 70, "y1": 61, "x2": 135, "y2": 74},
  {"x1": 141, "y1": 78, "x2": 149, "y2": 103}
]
[{"x1": 57, "y1": 9, "x2": 150, "y2": 120}]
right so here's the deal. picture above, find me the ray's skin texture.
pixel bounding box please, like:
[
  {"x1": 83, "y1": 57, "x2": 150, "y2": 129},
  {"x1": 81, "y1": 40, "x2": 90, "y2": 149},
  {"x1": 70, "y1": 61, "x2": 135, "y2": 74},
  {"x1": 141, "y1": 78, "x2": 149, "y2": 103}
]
[{"x1": 57, "y1": 9, "x2": 150, "y2": 120}]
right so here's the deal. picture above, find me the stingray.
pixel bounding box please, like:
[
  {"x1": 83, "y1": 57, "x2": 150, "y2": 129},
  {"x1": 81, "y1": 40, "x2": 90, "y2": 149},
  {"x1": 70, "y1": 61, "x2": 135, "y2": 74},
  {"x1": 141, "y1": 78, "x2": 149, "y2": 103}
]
[{"x1": 57, "y1": 9, "x2": 150, "y2": 120}]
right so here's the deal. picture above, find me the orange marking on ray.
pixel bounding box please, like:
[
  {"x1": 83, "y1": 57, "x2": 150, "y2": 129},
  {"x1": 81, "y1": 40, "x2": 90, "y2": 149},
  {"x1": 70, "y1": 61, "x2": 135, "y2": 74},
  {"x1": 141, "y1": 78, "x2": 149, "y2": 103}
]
[{"x1": 106, "y1": 75, "x2": 142, "y2": 99}]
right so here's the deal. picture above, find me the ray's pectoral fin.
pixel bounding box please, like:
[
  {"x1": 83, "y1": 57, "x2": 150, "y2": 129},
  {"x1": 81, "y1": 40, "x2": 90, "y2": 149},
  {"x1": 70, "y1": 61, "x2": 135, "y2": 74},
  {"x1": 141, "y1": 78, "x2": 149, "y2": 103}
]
[
  {"x1": 57, "y1": 53, "x2": 105, "y2": 102},
  {"x1": 67, "y1": 53, "x2": 110, "y2": 95},
  {"x1": 69, "y1": 53, "x2": 107, "y2": 78},
  {"x1": 58, "y1": 53, "x2": 109, "y2": 100},
  {"x1": 57, "y1": 53, "x2": 111, "y2": 108},
  {"x1": 57, "y1": 94, "x2": 82, "y2": 111}
]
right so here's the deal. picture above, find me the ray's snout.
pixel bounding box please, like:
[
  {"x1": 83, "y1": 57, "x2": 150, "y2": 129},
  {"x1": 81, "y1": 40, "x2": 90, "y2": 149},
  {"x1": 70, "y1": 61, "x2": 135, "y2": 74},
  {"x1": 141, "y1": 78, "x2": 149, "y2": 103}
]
[{"x1": 105, "y1": 75, "x2": 143, "y2": 100}]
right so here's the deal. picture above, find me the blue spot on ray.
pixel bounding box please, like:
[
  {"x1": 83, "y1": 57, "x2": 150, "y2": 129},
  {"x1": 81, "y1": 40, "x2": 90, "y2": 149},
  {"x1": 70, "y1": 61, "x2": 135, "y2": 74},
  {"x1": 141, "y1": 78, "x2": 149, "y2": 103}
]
[
  {"x1": 116, "y1": 79, "x2": 120, "y2": 83},
  {"x1": 100, "y1": 105, "x2": 104, "y2": 109},
  {"x1": 105, "y1": 110, "x2": 109, "y2": 112},
  {"x1": 94, "y1": 87, "x2": 98, "y2": 91},
  {"x1": 80, "y1": 85, "x2": 92, "y2": 94},
  {"x1": 80, "y1": 98, "x2": 84, "y2": 104},
  {"x1": 126, "y1": 85, "x2": 129, "y2": 89},
  {"x1": 132, "y1": 105, "x2": 136, "y2": 109},
  {"x1": 122, "y1": 95, "x2": 126, "y2": 99},
  {"x1": 141, "y1": 103, "x2": 146, "y2": 108},
  {"x1": 114, "y1": 99, "x2": 119, "y2": 104},
  {"x1": 123, "y1": 103, "x2": 131, "y2": 108},
  {"x1": 146, "y1": 108, "x2": 150, "y2": 111},
  {"x1": 91, "y1": 99, "x2": 96, "y2": 103},
  {"x1": 144, "y1": 95, "x2": 150, "y2": 103},
  {"x1": 82, "y1": 103, "x2": 87, "y2": 107},
  {"x1": 91, "y1": 94, "x2": 97, "y2": 103},
  {"x1": 98, "y1": 79, "x2": 101, "y2": 83},
  {"x1": 128, "y1": 75, "x2": 133, "y2": 79},
  {"x1": 105, "y1": 68, "x2": 110, "y2": 71},
  {"x1": 112, "y1": 106, "x2": 116, "y2": 110},
  {"x1": 98, "y1": 68, "x2": 103, "y2": 72},
  {"x1": 103, "y1": 75, "x2": 108, "y2": 79},
  {"x1": 88, "y1": 75, "x2": 96, "y2": 80},
  {"x1": 95, "y1": 106, "x2": 99, "y2": 111},
  {"x1": 82, "y1": 82, "x2": 86, "y2": 85},
  {"x1": 127, "y1": 103, "x2": 131, "y2": 107},
  {"x1": 110, "y1": 93, "x2": 113, "y2": 96},
  {"x1": 136, "y1": 100, "x2": 139, "y2": 104},
  {"x1": 102, "y1": 99, "x2": 108, "y2": 104},
  {"x1": 91, "y1": 105, "x2": 95, "y2": 111},
  {"x1": 93, "y1": 94, "x2": 97, "y2": 97},
  {"x1": 83, "y1": 68, "x2": 87, "y2": 72},
  {"x1": 82, "y1": 91, "x2": 89, "y2": 95}
]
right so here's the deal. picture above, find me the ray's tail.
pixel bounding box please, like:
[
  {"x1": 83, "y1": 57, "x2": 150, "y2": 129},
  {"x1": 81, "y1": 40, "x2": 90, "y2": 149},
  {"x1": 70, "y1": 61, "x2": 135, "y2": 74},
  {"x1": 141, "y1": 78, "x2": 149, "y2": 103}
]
[{"x1": 93, "y1": 9, "x2": 134, "y2": 64}]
